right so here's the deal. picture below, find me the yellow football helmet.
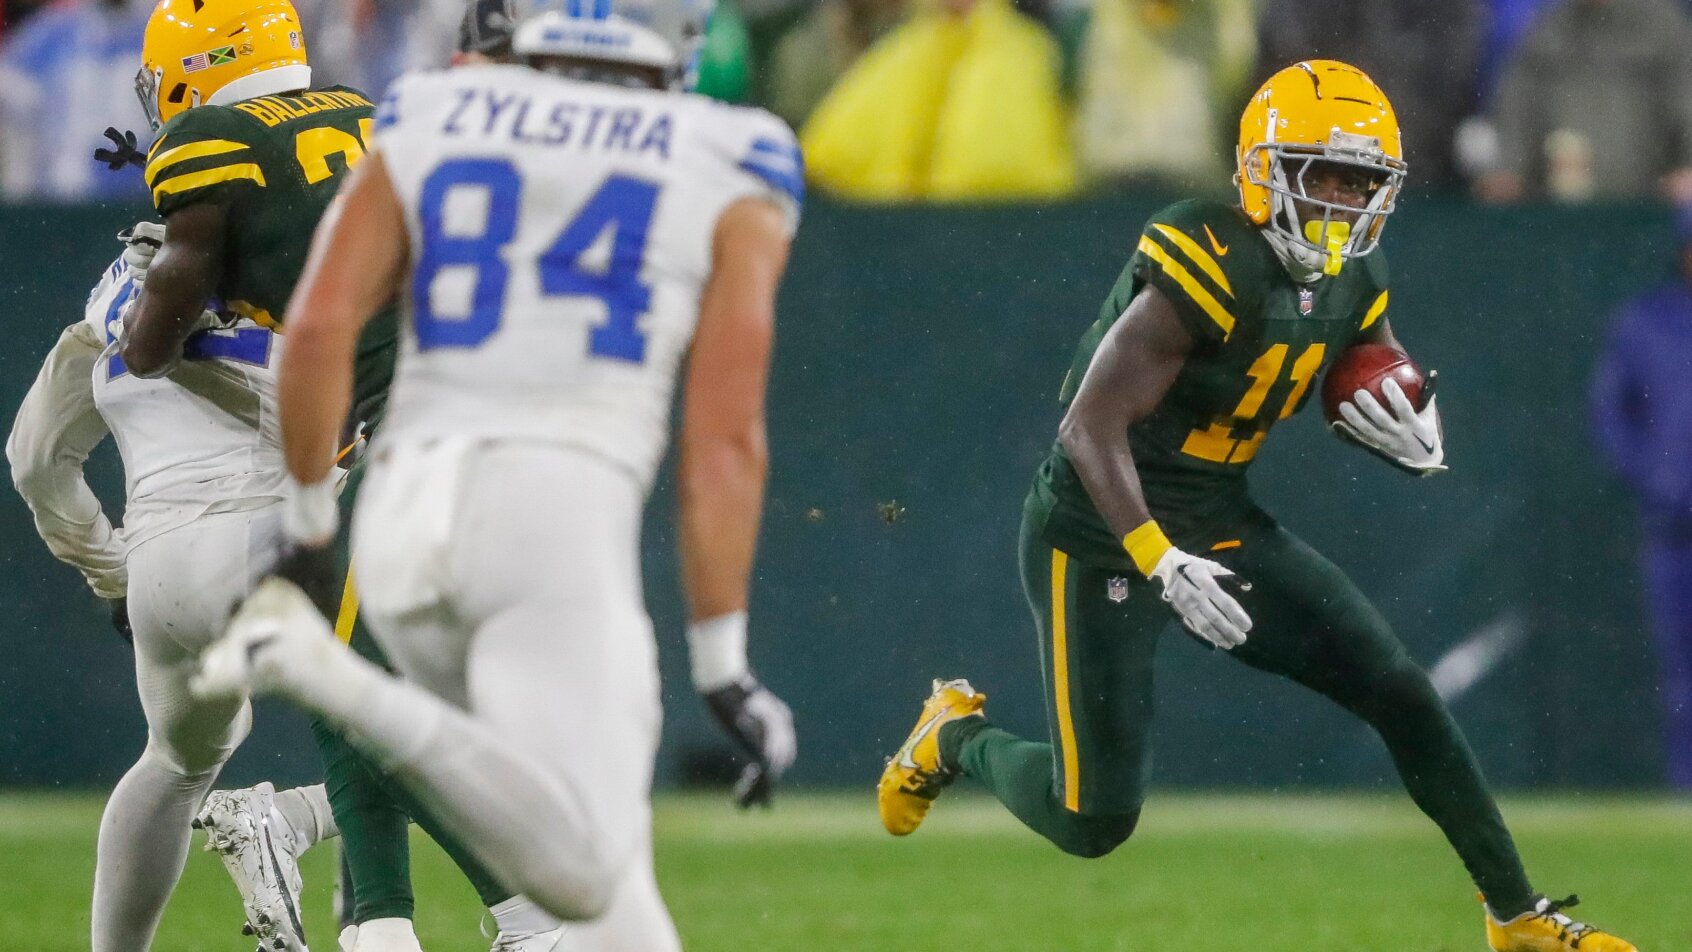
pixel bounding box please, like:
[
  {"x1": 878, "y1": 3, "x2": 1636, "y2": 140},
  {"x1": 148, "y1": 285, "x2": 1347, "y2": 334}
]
[
  {"x1": 1236, "y1": 60, "x2": 1406, "y2": 278},
  {"x1": 135, "y1": 0, "x2": 311, "y2": 130}
]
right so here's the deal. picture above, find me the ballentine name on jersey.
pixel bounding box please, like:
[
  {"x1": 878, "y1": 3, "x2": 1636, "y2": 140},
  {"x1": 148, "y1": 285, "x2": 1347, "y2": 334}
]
[{"x1": 442, "y1": 88, "x2": 673, "y2": 159}]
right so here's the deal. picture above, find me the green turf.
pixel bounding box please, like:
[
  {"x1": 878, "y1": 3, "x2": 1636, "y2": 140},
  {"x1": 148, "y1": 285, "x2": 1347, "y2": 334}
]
[{"x1": 1, "y1": 791, "x2": 1687, "y2": 951}]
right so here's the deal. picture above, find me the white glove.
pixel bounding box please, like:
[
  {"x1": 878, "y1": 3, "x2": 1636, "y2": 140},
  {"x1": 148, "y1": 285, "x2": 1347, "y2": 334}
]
[
  {"x1": 119, "y1": 221, "x2": 166, "y2": 284},
  {"x1": 1149, "y1": 547, "x2": 1252, "y2": 650},
  {"x1": 1332, "y1": 375, "x2": 1448, "y2": 476}
]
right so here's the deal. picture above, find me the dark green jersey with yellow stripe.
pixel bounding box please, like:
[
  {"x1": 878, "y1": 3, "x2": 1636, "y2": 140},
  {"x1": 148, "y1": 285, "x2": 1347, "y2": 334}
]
[
  {"x1": 1029, "y1": 199, "x2": 1390, "y2": 570},
  {"x1": 145, "y1": 86, "x2": 398, "y2": 428}
]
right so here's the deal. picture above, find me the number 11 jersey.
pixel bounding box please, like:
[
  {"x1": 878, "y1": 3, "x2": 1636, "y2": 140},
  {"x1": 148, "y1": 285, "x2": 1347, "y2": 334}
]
[{"x1": 374, "y1": 65, "x2": 802, "y2": 489}]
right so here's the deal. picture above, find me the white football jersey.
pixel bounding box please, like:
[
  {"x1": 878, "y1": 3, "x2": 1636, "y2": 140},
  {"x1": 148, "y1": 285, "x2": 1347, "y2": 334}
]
[
  {"x1": 373, "y1": 64, "x2": 802, "y2": 487},
  {"x1": 84, "y1": 258, "x2": 286, "y2": 546}
]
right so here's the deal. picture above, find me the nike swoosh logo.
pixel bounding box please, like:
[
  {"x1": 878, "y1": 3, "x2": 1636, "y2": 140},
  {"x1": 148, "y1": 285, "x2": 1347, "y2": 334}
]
[
  {"x1": 897, "y1": 710, "x2": 949, "y2": 770},
  {"x1": 1415, "y1": 435, "x2": 1437, "y2": 454},
  {"x1": 1202, "y1": 224, "x2": 1229, "y2": 256}
]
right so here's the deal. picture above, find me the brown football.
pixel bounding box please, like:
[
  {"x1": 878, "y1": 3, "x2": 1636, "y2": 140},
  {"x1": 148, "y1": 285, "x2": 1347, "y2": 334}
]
[{"x1": 1320, "y1": 343, "x2": 1425, "y2": 425}]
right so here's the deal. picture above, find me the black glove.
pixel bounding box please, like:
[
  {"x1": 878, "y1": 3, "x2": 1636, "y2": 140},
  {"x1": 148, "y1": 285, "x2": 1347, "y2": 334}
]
[
  {"x1": 702, "y1": 674, "x2": 796, "y2": 809},
  {"x1": 269, "y1": 540, "x2": 345, "y2": 621},
  {"x1": 95, "y1": 128, "x2": 146, "y2": 171},
  {"x1": 108, "y1": 598, "x2": 134, "y2": 645}
]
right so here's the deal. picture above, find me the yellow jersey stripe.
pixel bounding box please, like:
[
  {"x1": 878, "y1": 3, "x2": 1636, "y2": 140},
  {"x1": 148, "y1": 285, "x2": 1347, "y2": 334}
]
[
  {"x1": 1050, "y1": 549, "x2": 1081, "y2": 812},
  {"x1": 152, "y1": 163, "x2": 267, "y2": 203},
  {"x1": 1137, "y1": 236, "x2": 1236, "y2": 338},
  {"x1": 1151, "y1": 224, "x2": 1233, "y2": 298},
  {"x1": 334, "y1": 567, "x2": 359, "y2": 644},
  {"x1": 145, "y1": 139, "x2": 250, "y2": 187},
  {"x1": 227, "y1": 299, "x2": 280, "y2": 329},
  {"x1": 1360, "y1": 290, "x2": 1389, "y2": 330}
]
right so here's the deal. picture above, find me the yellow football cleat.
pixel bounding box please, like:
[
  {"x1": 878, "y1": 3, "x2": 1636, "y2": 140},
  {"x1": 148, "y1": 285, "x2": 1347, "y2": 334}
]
[
  {"x1": 877, "y1": 678, "x2": 986, "y2": 836},
  {"x1": 1485, "y1": 894, "x2": 1640, "y2": 952}
]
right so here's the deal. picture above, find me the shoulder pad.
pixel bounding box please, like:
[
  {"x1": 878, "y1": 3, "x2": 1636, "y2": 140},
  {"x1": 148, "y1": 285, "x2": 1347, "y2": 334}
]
[
  {"x1": 1134, "y1": 200, "x2": 1258, "y2": 343},
  {"x1": 145, "y1": 105, "x2": 269, "y2": 215},
  {"x1": 701, "y1": 101, "x2": 804, "y2": 219}
]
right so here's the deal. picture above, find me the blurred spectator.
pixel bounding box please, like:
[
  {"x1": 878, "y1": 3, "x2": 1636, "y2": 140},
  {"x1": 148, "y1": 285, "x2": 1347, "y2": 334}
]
[
  {"x1": 1476, "y1": 0, "x2": 1557, "y2": 103},
  {"x1": 1255, "y1": 0, "x2": 1483, "y2": 190},
  {"x1": 801, "y1": 0, "x2": 1077, "y2": 202},
  {"x1": 1590, "y1": 205, "x2": 1692, "y2": 790},
  {"x1": 1070, "y1": 0, "x2": 1255, "y2": 188},
  {"x1": 1477, "y1": 0, "x2": 1692, "y2": 204},
  {"x1": 0, "y1": 0, "x2": 150, "y2": 202},
  {"x1": 766, "y1": 0, "x2": 907, "y2": 124},
  {"x1": 694, "y1": 0, "x2": 754, "y2": 103}
]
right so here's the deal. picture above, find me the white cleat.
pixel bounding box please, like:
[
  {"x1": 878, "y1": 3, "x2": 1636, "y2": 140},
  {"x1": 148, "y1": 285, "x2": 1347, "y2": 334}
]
[
  {"x1": 195, "y1": 781, "x2": 309, "y2": 952},
  {"x1": 489, "y1": 925, "x2": 570, "y2": 952},
  {"x1": 192, "y1": 577, "x2": 335, "y2": 702}
]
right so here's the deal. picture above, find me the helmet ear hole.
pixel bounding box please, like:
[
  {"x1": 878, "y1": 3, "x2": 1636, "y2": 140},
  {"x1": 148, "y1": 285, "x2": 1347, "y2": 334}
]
[{"x1": 167, "y1": 83, "x2": 189, "y2": 104}]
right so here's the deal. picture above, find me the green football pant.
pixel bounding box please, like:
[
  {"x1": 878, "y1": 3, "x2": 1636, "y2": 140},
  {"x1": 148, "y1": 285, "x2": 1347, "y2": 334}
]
[
  {"x1": 308, "y1": 463, "x2": 515, "y2": 924},
  {"x1": 941, "y1": 500, "x2": 1537, "y2": 917}
]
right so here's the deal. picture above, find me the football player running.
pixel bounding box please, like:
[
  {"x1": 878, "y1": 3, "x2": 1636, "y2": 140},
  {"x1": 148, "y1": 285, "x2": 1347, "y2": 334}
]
[
  {"x1": 8, "y1": 242, "x2": 300, "y2": 952},
  {"x1": 120, "y1": 1, "x2": 571, "y2": 949},
  {"x1": 192, "y1": 0, "x2": 800, "y2": 937},
  {"x1": 876, "y1": 60, "x2": 1639, "y2": 952}
]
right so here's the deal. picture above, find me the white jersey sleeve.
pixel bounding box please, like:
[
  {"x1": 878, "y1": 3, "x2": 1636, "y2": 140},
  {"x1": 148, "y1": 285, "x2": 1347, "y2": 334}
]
[
  {"x1": 370, "y1": 66, "x2": 801, "y2": 487},
  {"x1": 7, "y1": 265, "x2": 127, "y2": 598}
]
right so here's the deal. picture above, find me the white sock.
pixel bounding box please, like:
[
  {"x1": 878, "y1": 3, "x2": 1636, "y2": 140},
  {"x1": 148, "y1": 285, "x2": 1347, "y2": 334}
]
[
  {"x1": 353, "y1": 917, "x2": 421, "y2": 952},
  {"x1": 490, "y1": 894, "x2": 563, "y2": 935},
  {"x1": 272, "y1": 783, "x2": 337, "y2": 849},
  {"x1": 92, "y1": 748, "x2": 221, "y2": 952}
]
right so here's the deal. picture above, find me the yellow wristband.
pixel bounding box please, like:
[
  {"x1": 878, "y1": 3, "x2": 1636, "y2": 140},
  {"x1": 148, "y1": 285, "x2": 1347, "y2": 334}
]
[{"x1": 1122, "y1": 521, "x2": 1173, "y2": 578}]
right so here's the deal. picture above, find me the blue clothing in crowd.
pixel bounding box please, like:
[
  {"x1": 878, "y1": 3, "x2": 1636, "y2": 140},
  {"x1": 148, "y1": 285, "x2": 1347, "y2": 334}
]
[
  {"x1": 0, "y1": 1, "x2": 150, "y2": 201},
  {"x1": 1591, "y1": 209, "x2": 1692, "y2": 788}
]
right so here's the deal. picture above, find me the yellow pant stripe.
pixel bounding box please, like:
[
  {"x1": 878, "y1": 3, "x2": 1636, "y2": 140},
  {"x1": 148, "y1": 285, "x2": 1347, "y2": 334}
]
[
  {"x1": 333, "y1": 567, "x2": 358, "y2": 645},
  {"x1": 144, "y1": 139, "x2": 250, "y2": 187},
  {"x1": 1051, "y1": 550, "x2": 1081, "y2": 812},
  {"x1": 1150, "y1": 224, "x2": 1233, "y2": 298},
  {"x1": 152, "y1": 163, "x2": 267, "y2": 203},
  {"x1": 1360, "y1": 289, "x2": 1389, "y2": 330},
  {"x1": 1137, "y1": 237, "x2": 1236, "y2": 338}
]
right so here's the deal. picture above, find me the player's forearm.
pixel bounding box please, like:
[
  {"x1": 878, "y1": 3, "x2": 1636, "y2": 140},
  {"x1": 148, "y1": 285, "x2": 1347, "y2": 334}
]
[
  {"x1": 277, "y1": 321, "x2": 355, "y2": 485},
  {"x1": 122, "y1": 245, "x2": 219, "y2": 378},
  {"x1": 1058, "y1": 417, "x2": 1156, "y2": 544},
  {"x1": 678, "y1": 430, "x2": 767, "y2": 622}
]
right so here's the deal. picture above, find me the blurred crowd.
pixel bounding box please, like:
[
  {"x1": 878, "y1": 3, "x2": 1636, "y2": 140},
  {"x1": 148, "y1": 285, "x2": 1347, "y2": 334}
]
[{"x1": 2, "y1": 0, "x2": 1692, "y2": 204}]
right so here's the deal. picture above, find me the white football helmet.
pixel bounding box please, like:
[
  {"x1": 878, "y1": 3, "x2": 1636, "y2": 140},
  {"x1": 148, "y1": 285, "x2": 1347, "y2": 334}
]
[{"x1": 511, "y1": 0, "x2": 715, "y2": 89}]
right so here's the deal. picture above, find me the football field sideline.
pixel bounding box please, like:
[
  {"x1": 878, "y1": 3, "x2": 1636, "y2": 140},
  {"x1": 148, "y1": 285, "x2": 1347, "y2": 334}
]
[{"x1": 2, "y1": 791, "x2": 1688, "y2": 951}]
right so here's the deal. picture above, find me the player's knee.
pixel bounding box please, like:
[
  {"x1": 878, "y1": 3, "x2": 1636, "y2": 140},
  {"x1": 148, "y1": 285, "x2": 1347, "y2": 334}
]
[
  {"x1": 518, "y1": 824, "x2": 634, "y2": 921},
  {"x1": 524, "y1": 853, "x2": 621, "y2": 921},
  {"x1": 1055, "y1": 809, "x2": 1140, "y2": 859}
]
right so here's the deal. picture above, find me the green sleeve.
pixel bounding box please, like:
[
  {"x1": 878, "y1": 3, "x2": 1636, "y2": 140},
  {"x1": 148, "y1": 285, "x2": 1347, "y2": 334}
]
[
  {"x1": 1129, "y1": 201, "x2": 1252, "y2": 349},
  {"x1": 144, "y1": 107, "x2": 270, "y2": 217}
]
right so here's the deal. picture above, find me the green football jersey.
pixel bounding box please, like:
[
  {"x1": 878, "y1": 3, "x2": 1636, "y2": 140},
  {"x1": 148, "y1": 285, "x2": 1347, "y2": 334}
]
[
  {"x1": 1030, "y1": 199, "x2": 1391, "y2": 570},
  {"x1": 144, "y1": 86, "x2": 398, "y2": 428}
]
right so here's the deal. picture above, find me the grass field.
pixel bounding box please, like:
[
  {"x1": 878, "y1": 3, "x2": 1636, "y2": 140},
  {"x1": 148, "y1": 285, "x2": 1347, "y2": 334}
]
[{"x1": 1, "y1": 791, "x2": 1687, "y2": 951}]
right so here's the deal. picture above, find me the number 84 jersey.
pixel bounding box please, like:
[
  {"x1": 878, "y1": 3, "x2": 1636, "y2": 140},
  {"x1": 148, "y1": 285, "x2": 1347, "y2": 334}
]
[{"x1": 374, "y1": 65, "x2": 803, "y2": 489}]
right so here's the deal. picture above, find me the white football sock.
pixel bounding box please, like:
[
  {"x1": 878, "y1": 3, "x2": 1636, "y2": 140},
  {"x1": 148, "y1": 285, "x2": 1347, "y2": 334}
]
[
  {"x1": 271, "y1": 783, "x2": 338, "y2": 850},
  {"x1": 490, "y1": 894, "x2": 562, "y2": 935}
]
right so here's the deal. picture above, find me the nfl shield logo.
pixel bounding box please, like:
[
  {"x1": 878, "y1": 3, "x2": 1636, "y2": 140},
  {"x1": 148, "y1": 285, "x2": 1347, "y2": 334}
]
[
  {"x1": 1107, "y1": 577, "x2": 1129, "y2": 603},
  {"x1": 1298, "y1": 288, "x2": 1315, "y2": 315}
]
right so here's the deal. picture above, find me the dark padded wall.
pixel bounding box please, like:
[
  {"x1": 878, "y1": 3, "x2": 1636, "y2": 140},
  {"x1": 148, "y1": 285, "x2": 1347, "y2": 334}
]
[{"x1": 0, "y1": 197, "x2": 1675, "y2": 790}]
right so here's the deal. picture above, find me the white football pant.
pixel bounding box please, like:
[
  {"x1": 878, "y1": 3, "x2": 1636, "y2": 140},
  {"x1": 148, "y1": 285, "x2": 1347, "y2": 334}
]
[
  {"x1": 347, "y1": 440, "x2": 672, "y2": 942},
  {"x1": 94, "y1": 506, "x2": 275, "y2": 952}
]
